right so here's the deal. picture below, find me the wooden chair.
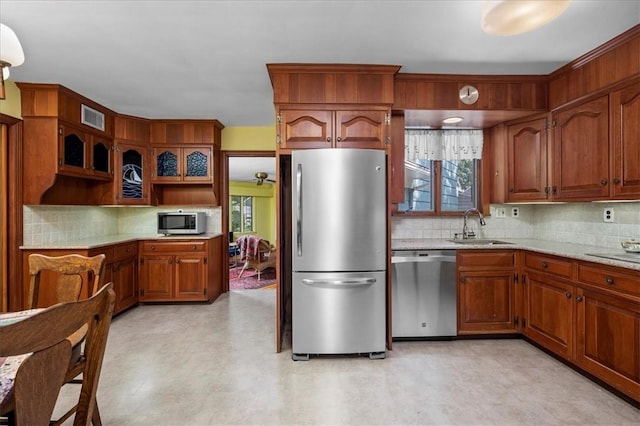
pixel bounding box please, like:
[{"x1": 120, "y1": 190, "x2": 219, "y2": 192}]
[
  {"x1": 0, "y1": 283, "x2": 116, "y2": 426},
  {"x1": 26, "y1": 253, "x2": 107, "y2": 425}
]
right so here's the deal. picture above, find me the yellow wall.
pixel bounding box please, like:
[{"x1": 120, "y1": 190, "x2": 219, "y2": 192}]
[
  {"x1": 229, "y1": 181, "x2": 276, "y2": 244},
  {"x1": 0, "y1": 80, "x2": 22, "y2": 118},
  {"x1": 221, "y1": 126, "x2": 276, "y2": 151}
]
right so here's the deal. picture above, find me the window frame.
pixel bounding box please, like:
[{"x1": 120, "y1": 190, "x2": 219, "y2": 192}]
[
  {"x1": 230, "y1": 195, "x2": 255, "y2": 233},
  {"x1": 395, "y1": 158, "x2": 484, "y2": 217}
]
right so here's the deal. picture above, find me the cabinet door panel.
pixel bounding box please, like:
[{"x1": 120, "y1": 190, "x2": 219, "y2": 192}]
[
  {"x1": 154, "y1": 147, "x2": 181, "y2": 180},
  {"x1": 336, "y1": 110, "x2": 386, "y2": 149},
  {"x1": 458, "y1": 271, "x2": 513, "y2": 333},
  {"x1": 114, "y1": 256, "x2": 138, "y2": 313},
  {"x1": 553, "y1": 96, "x2": 609, "y2": 200},
  {"x1": 174, "y1": 255, "x2": 206, "y2": 300},
  {"x1": 280, "y1": 110, "x2": 332, "y2": 149},
  {"x1": 611, "y1": 84, "x2": 640, "y2": 198},
  {"x1": 183, "y1": 147, "x2": 212, "y2": 182},
  {"x1": 140, "y1": 255, "x2": 173, "y2": 300},
  {"x1": 576, "y1": 288, "x2": 640, "y2": 401},
  {"x1": 507, "y1": 117, "x2": 548, "y2": 201},
  {"x1": 525, "y1": 273, "x2": 573, "y2": 358},
  {"x1": 116, "y1": 143, "x2": 149, "y2": 204}
]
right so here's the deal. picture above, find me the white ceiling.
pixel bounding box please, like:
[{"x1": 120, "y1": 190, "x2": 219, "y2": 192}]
[
  {"x1": 2, "y1": 0, "x2": 639, "y2": 129},
  {"x1": 228, "y1": 157, "x2": 276, "y2": 183},
  {"x1": 2, "y1": 1, "x2": 638, "y2": 182}
]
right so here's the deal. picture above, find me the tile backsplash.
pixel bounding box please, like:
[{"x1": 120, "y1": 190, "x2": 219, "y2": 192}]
[
  {"x1": 23, "y1": 206, "x2": 222, "y2": 245},
  {"x1": 23, "y1": 202, "x2": 639, "y2": 250},
  {"x1": 392, "y1": 202, "x2": 640, "y2": 250}
]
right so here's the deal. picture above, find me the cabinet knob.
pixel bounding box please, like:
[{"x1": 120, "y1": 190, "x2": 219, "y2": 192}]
[
  {"x1": 600, "y1": 178, "x2": 608, "y2": 186},
  {"x1": 605, "y1": 276, "x2": 614, "y2": 285},
  {"x1": 336, "y1": 137, "x2": 342, "y2": 143},
  {"x1": 542, "y1": 261, "x2": 548, "y2": 269},
  {"x1": 576, "y1": 295, "x2": 583, "y2": 302},
  {"x1": 460, "y1": 277, "x2": 466, "y2": 283},
  {"x1": 192, "y1": 245, "x2": 196, "y2": 250},
  {"x1": 509, "y1": 188, "x2": 514, "y2": 193},
  {"x1": 326, "y1": 137, "x2": 331, "y2": 143},
  {"x1": 565, "y1": 292, "x2": 572, "y2": 299},
  {"x1": 613, "y1": 177, "x2": 620, "y2": 185},
  {"x1": 151, "y1": 246, "x2": 155, "y2": 251}
]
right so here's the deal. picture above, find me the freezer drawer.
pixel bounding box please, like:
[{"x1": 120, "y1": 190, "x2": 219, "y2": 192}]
[
  {"x1": 392, "y1": 250, "x2": 457, "y2": 338},
  {"x1": 292, "y1": 271, "x2": 386, "y2": 358}
]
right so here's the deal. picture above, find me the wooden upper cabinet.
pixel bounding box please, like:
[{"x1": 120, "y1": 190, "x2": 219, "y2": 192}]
[
  {"x1": 278, "y1": 107, "x2": 389, "y2": 151},
  {"x1": 610, "y1": 83, "x2": 640, "y2": 199},
  {"x1": 150, "y1": 119, "x2": 224, "y2": 145},
  {"x1": 151, "y1": 145, "x2": 213, "y2": 183},
  {"x1": 267, "y1": 64, "x2": 400, "y2": 105},
  {"x1": 552, "y1": 95, "x2": 610, "y2": 201},
  {"x1": 506, "y1": 115, "x2": 549, "y2": 202}
]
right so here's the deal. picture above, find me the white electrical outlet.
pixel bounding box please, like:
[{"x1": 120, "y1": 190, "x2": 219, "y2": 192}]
[
  {"x1": 604, "y1": 208, "x2": 614, "y2": 223},
  {"x1": 511, "y1": 207, "x2": 520, "y2": 217},
  {"x1": 494, "y1": 207, "x2": 506, "y2": 218}
]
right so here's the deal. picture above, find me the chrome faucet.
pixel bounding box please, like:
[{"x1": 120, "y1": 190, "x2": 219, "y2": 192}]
[{"x1": 460, "y1": 208, "x2": 486, "y2": 239}]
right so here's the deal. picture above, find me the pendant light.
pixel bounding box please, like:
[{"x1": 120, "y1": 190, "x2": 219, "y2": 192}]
[
  {"x1": 481, "y1": 0, "x2": 571, "y2": 36},
  {"x1": 0, "y1": 23, "x2": 25, "y2": 99}
]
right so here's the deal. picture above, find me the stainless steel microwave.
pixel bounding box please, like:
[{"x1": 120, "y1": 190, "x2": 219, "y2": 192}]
[{"x1": 158, "y1": 212, "x2": 207, "y2": 235}]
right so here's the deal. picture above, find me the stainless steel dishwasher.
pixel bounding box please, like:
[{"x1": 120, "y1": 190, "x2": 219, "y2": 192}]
[{"x1": 391, "y1": 250, "x2": 457, "y2": 338}]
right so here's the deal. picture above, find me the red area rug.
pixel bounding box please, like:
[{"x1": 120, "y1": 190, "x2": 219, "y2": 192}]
[{"x1": 229, "y1": 267, "x2": 276, "y2": 290}]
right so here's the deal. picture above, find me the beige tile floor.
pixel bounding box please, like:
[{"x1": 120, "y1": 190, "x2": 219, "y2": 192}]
[{"x1": 54, "y1": 289, "x2": 639, "y2": 425}]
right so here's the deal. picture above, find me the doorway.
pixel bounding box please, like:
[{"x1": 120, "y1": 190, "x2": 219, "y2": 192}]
[{"x1": 223, "y1": 151, "x2": 276, "y2": 291}]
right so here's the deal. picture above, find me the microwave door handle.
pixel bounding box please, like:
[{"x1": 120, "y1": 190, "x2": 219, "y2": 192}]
[{"x1": 296, "y1": 163, "x2": 302, "y2": 257}]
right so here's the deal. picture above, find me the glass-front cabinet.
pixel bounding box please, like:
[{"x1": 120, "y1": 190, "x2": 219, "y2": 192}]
[
  {"x1": 115, "y1": 142, "x2": 150, "y2": 205},
  {"x1": 58, "y1": 123, "x2": 113, "y2": 180},
  {"x1": 152, "y1": 145, "x2": 213, "y2": 183}
]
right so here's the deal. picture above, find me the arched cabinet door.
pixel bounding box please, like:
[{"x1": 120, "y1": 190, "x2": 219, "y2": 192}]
[
  {"x1": 151, "y1": 145, "x2": 213, "y2": 183},
  {"x1": 58, "y1": 123, "x2": 113, "y2": 181},
  {"x1": 115, "y1": 142, "x2": 150, "y2": 205},
  {"x1": 276, "y1": 108, "x2": 389, "y2": 152}
]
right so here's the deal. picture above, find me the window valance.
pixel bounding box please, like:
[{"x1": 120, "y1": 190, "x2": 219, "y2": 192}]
[{"x1": 405, "y1": 129, "x2": 484, "y2": 161}]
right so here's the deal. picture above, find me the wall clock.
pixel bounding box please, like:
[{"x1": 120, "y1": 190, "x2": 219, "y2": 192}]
[{"x1": 459, "y1": 85, "x2": 479, "y2": 105}]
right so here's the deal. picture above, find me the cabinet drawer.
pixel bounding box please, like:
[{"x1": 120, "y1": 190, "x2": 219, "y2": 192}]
[
  {"x1": 141, "y1": 241, "x2": 206, "y2": 253},
  {"x1": 524, "y1": 252, "x2": 574, "y2": 279},
  {"x1": 115, "y1": 242, "x2": 138, "y2": 260},
  {"x1": 457, "y1": 250, "x2": 515, "y2": 268},
  {"x1": 91, "y1": 246, "x2": 115, "y2": 262},
  {"x1": 577, "y1": 264, "x2": 640, "y2": 298}
]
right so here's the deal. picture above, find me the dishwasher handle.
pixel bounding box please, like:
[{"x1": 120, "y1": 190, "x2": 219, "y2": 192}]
[{"x1": 392, "y1": 255, "x2": 456, "y2": 264}]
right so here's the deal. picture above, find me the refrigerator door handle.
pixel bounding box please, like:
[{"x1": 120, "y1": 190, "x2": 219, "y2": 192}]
[
  {"x1": 301, "y1": 278, "x2": 376, "y2": 288},
  {"x1": 296, "y1": 163, "x2": 302, "y2": 257}
]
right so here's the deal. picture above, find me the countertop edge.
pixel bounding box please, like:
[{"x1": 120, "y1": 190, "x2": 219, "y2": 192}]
[
  {"x1": 20, "y1": 232, "x2": 224, "y2": 250},
  {"x1": 392, "y1": 238, "x2": 640, "y2": 271}
]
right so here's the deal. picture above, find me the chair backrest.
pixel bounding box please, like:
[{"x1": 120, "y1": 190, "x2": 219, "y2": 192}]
[
  {"x1": 27, "y1": 254, "x2": 106, "y2": 309},
  {"x1": 0, "y1": 283, "x2": 115, "y2": 426}
]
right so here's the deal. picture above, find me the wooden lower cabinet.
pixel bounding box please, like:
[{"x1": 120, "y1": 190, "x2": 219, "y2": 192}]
[
  {"x1": 575, "y1": 287, "x2": 640, "y2": 401},
  {"x1": 457, "y1": 250, "x2": 516, "y2": 334},
  {"x1": 521, "y1": 252, "x2": 640, "y2": 402},
  {"x1": 524, "y1": 271, "x2": 574, "y2": 359},
  {"x1": 138, "y1": 237, "x2": 222, "y2": 303}
]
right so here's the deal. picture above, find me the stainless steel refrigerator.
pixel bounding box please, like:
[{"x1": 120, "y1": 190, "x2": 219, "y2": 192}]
[{"x1": 291, "y1": 148, "x2": 387, "y2": 360}]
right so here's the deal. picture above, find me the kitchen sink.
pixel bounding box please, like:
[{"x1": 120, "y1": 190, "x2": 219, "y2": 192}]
[{"x1": 448, "y1": 239, "x2": 512, "y2": 245}]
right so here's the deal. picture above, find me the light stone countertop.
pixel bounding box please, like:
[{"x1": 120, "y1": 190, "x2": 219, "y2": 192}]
[
  {"x1": 20, "y1": 232, "x2": 223, "y2": 250},
  {"x1": 392, "y1": 238, "x2": 640, "y2": 271}
]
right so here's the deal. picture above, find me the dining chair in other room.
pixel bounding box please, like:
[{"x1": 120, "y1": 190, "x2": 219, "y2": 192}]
[
  {"x1": 26, "y1": 253, "x2": 107, "y2": 425},
  {"x1": 0, "y1": 283, "x2": 116, "y2": 426}
]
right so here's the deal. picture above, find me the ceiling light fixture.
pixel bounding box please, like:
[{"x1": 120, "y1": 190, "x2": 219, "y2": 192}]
[
  {"x1": 443, "y1": 117, "x2": 464, "y2": 124},
  {"x1": 481, "y1": 0, "x2": 571, "y2": 36},
  {"x1": 0, "y1": 23, "x2": 25, "y2": 100}
]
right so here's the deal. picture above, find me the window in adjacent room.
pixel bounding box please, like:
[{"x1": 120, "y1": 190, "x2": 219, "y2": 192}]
[
  {"x1": 230, "y1": 195, "x2": 254, "y2": 233},
  {"x1": 398, "y1": 129, "x2": 482, "y2": 214}
]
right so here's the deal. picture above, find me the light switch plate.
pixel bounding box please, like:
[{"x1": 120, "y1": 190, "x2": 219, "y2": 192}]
[{"x1": 604, "y1": 208, "x2": 614, "y2": 223}]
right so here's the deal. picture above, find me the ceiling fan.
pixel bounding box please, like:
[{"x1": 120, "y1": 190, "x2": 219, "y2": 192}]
[{"x1": 254, "y1": 171, "x2": 275, "y2": 186}]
